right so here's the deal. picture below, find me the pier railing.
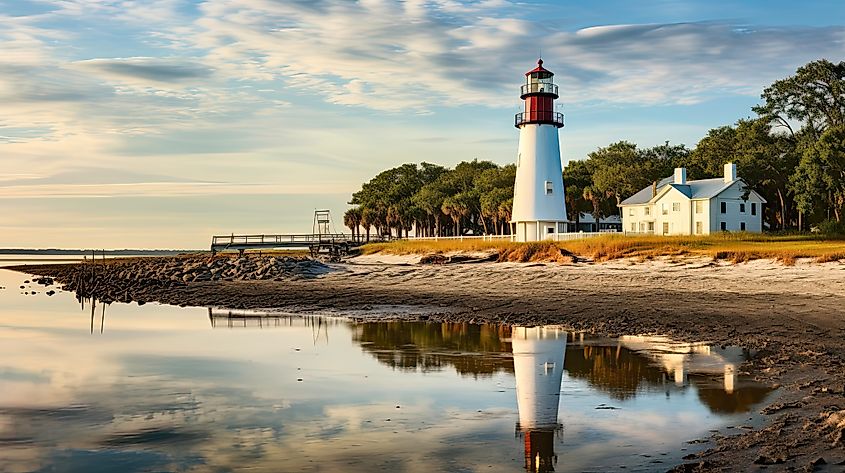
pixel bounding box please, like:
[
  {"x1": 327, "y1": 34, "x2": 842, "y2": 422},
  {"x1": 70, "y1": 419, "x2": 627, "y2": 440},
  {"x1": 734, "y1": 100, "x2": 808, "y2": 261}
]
[{"x1": 211, "y1": 233, "x2": 353, "y2": 247}]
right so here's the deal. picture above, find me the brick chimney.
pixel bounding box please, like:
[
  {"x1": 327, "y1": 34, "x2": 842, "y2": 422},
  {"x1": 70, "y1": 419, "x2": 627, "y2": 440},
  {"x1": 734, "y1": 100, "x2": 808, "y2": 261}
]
[{"x1": 651, "y1": 181, "x2": 657, "y2": 198}]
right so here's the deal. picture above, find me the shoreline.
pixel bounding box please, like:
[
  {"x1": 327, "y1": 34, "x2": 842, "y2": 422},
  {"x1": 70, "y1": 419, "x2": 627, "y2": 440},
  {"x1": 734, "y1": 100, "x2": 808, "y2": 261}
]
[{"x1": 7, "y1": 254, "x2": 845, "y2": 471}]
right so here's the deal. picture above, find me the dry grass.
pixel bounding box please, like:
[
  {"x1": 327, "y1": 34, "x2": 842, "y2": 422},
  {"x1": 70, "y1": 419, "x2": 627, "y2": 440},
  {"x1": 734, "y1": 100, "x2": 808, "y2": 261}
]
[{"x1": 360, "y1": 234, "x2": 845, "y2": 264}]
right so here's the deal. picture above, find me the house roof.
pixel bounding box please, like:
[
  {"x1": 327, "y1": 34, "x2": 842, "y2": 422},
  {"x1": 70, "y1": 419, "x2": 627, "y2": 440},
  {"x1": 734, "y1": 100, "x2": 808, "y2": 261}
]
[{"x1": 620, "y1": 177, "x2": 739, "y2": 205}]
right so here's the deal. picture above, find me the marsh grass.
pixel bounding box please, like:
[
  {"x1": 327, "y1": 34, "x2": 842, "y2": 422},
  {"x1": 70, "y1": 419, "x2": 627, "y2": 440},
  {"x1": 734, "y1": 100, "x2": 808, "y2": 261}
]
[{"x1": 361, "y1": 233, "x2": 845, "y2": 264}]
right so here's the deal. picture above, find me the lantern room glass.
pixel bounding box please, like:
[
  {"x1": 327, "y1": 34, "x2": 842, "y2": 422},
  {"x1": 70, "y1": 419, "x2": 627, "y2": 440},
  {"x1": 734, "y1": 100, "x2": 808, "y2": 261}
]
[{"x1": 522, "y1": 72, "x2": 557, "y2": 97}]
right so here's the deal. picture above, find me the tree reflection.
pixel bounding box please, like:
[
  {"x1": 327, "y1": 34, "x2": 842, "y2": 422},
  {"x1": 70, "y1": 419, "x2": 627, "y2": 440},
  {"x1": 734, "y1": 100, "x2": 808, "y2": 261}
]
[
  {"x1": 563, "y1": 344, "x2": 666, "y2": 400},
  {"x1": 350, "y1": 322, "x2": 773, "y2": 415},
  {"x1": 351, "y1": 321, "x2": 514, "y2": 378}
]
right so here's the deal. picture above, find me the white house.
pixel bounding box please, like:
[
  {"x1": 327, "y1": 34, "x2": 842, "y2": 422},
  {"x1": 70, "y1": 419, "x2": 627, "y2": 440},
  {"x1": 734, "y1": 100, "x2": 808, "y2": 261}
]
[{"x1": 619, "y1": 163, "x2": 766, "y2": 235}]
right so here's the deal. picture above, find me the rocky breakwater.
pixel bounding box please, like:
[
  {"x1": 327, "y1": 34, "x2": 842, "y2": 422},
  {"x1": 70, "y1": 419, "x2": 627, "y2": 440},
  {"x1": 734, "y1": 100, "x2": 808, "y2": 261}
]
[{"x1": 19, "y1": 255, "x2": 332, "y2": 305}]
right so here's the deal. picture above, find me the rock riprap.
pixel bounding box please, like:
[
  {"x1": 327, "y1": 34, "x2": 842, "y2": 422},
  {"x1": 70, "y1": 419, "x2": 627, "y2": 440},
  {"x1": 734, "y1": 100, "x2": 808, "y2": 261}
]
[{"x1": 23, "y1": 255, "x2": 331, "y2": 304}]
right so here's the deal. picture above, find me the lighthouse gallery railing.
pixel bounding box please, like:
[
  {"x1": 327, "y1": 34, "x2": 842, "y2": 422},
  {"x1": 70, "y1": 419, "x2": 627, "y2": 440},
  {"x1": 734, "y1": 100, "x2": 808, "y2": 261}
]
[
  {"x1": 514, "y1": 111, "x2": 564, "y2": 128},
  {"x1": 520, "y1": 83, "x2": 558, "y2": 98}
]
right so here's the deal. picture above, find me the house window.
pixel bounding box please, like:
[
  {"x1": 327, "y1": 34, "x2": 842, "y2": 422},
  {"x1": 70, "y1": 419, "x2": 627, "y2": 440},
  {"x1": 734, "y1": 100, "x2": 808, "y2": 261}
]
[
  {"x1": 640, "y1": 223, "x2": 646, "y2": 231},
  {"x1": 545, "y1": 181, "x2": 553, "y2": 195},
  {"x1": 629, "y1": 207, "x2": 635, "y2": 216},
  {"x1": 672, "y1": 202, "x2": 680, "y2": 212},
  {"x1": 662, "y1": 204, "x2": 668, "y2": 215},
  {"x1": 695, "y1": 221, "x2": 703, "y2": 234},
  {"x1": 662, "y1": 222, "x2": 669, "y2": 235},
  {"x1": 720, "y1": 221, "x2": 727, "y2": 231},
  {"x1": 720, "y1": 202, "x2": 727, "y2": 214},
  {"x1": 644, "y1": 207, "x2": 651, "y2": 216},
  {"x1": 740, "y1": 203, "x2": 746, "y2": 213},
  {"x1": 558, "y1": 222, "x2": 566, "y2": 233},
  {"x1": 547, "y1": 226, "x2": 554, "y2": 234},
  {"x1": 695, "y1": 201, "x2": 703, "y2": 214},
  {"x1": 630, "y1": 223, "x2": 636, "y2": 232},
  {"x1": 751, "y1": 203, "x2": 757, "y2": 216},
  {"x1": 740, "y1": 222, "x2": 746, "y2": 231},
  {"x1": 648, "y1": 222, "x2": 655, "y2": 232}
]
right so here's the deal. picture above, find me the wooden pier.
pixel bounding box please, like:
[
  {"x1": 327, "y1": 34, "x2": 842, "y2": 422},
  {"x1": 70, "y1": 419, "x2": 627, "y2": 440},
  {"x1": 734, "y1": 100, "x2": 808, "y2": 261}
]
[
  {"x1": 210, "y1": 233, "x2": 365, "y2": 256},
  {"x1": 211, "y1": 209, "x2": 380, "y2": 257}
]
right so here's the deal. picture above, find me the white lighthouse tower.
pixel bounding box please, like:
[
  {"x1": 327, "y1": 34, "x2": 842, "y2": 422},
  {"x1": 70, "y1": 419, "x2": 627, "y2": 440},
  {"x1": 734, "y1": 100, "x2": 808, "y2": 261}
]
[
  {"x1": 512, "y1": 326, "x2": 567, "y2": 472},
  {"x1": 511, "y1": 60, "x2": 568, "y2": 242}
]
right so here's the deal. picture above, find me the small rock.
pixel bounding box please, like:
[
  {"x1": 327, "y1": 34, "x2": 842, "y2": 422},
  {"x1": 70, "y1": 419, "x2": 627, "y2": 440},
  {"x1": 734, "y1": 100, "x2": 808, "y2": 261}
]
[{"x1": 754, "y1": 454, "x2": 785, "y2": 465}]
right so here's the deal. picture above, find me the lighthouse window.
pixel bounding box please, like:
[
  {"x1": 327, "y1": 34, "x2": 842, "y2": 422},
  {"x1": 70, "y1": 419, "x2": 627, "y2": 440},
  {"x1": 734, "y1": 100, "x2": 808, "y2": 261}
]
[{"x1": 545, "y1": 181, "x2": 553, "y2": 195}]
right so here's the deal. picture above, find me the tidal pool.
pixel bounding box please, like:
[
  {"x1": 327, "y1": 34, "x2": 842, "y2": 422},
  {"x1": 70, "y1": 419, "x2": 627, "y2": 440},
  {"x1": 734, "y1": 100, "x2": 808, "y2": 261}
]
[{"x1": 0, "y1": 267, "x2": 773, "y2": 472}]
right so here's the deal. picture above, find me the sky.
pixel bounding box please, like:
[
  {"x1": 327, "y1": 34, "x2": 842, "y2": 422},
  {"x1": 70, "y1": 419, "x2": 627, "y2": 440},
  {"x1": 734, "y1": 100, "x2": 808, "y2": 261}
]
[{"x1": 1, "y1": 0, "x2": 843, "y2": 249}]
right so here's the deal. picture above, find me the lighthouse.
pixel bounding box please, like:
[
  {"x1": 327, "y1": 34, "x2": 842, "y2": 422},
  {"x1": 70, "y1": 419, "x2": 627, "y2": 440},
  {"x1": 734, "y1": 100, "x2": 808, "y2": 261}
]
[
  {"x1": 512, "y1": 326, "x2": 567, "y2": 472},
  {"x1": 511, "y1": 60, "x2": 568, "y2": 242}
]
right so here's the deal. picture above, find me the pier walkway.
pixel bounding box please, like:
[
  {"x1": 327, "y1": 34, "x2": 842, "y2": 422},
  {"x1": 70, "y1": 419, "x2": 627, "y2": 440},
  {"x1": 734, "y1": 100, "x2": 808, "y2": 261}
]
[{"x1": 210, "y1": 233, "x2": 370, "y2": 256}]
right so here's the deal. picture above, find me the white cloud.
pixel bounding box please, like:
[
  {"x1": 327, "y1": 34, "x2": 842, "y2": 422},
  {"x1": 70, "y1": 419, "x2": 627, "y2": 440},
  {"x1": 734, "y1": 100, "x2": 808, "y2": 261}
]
[{"x1": 182, "y1": 2, "x2": 845, "y2": 111}]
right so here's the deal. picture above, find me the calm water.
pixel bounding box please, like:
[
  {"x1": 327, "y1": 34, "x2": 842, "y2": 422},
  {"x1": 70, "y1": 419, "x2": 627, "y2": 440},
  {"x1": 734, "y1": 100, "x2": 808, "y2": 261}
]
[{"x1": 0, "y1": 264, "x2": 773, "y2": 473}]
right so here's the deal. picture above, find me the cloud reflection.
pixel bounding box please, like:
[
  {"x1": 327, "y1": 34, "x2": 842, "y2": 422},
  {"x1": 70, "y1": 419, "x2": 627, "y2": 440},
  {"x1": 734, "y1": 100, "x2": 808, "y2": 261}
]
[{"x1": 0, "y1": 292, "x2": 774, "y2": 472}]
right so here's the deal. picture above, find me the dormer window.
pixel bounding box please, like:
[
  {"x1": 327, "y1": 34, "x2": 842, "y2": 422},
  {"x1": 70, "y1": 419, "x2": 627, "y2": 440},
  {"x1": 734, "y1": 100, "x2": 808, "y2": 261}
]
[{"x1": 545, "y1": 181, "x2": 553, "y2": 195}]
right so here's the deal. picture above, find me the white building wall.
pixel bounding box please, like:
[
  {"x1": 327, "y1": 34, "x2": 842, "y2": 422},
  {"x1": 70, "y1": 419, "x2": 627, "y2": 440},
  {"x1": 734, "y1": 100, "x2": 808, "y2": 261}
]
[
  {"x1": 622, "y1": 204, "x2": 653, "y2": 234},
  {"x1": 693, "y1": 199, "x2": 710, "y2": 235},
  {"x1": 512, "y1": 124, "x2": 567, "y2": 241},
  {"x1": 653, "y1": 187, "x2": 693, "y2": 235},
  {"x1": 712, "y1": 182, "x2": 765, "y2": 232}
]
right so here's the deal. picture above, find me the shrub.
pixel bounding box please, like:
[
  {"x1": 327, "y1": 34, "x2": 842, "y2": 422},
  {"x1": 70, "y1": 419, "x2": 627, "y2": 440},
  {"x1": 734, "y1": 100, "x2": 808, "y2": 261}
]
[{"x1": 816, "y1": 220, "x2": 845, "y2": 236}]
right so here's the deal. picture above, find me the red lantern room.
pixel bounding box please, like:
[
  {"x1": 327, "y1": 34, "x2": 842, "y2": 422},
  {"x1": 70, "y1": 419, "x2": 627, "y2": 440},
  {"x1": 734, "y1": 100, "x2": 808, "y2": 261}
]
[{"x1": 515, "y1": 59, "x2": 564, "y2": 128}]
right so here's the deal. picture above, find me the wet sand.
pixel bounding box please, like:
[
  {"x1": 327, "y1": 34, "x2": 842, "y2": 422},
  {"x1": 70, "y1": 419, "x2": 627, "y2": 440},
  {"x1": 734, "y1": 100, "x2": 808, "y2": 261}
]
[{"x1": 10, "y1": 255, "x2": 845, "y2": 471}]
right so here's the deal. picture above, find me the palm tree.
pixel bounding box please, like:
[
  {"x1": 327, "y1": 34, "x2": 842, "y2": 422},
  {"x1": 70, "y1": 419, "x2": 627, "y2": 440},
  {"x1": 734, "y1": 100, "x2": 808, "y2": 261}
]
[
  {"x1": 442, "y1": 196, "x2": 470, "y2": 236},
  {"x1": 343, "y1": 207, "x2": 362, "y2": 242},
  {"x1": 360, "y1": 207, "x2": 375, "y2": 242},
  {"x1": 582, "y1": 186, "x2": 604, "y2": 232}
]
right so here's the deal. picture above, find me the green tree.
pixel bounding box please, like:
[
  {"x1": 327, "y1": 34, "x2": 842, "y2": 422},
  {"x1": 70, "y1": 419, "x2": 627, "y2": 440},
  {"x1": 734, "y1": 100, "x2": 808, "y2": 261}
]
[
  {"x1": 343, "y1": 207, "x2": 362, "y2": 242},
  {"x1": 476, "y1": 165, "x2": 516, "y2": 235},
  {"x1": 793, "y1": 126, "x2": 845, "y2": 222},
  {"x1": 688, "y1": 126, "x2": 739, "y2": 179},
  {"x1": 755, "y1": 59, "x2": 845, "y2": 136},
  {"x1": 588, "y1": 141, "x2": 650, "y2": 212},
  {"x1": 563, "y1": 159, "x2": 593, "y2": 226}
]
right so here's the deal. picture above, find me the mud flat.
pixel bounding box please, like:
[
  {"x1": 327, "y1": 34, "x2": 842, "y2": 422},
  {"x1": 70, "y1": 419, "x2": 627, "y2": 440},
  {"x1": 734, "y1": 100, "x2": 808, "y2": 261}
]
[{"x1": 9, "y1": 254, "x2": 845, "y2": 471}]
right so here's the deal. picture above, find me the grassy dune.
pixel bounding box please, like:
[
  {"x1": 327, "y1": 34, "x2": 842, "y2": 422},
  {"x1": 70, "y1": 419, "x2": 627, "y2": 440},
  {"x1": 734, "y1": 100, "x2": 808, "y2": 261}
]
[{"x1": 361, "y1": 234, "x2": 845, "y2": 264}]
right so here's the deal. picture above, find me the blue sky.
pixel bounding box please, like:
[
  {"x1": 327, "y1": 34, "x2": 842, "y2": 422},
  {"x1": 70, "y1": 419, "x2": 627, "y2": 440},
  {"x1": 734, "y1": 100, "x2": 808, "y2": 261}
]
[{"x1": 1, "y1": 0, "x2": 843, "y2": 248}]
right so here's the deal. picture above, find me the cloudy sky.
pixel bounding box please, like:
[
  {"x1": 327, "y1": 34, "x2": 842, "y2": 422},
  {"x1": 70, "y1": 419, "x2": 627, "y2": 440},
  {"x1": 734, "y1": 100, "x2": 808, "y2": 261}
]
[{"x1": 1, "y1": 0, "x2": 843, "y2": 248}]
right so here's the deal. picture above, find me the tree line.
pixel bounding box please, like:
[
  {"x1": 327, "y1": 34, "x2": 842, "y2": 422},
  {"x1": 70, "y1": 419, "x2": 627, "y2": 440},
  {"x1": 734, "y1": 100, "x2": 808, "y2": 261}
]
[
  {"x1": 346, "y1": 59, "x2": 845, "y2": 238},
  {"x1": 344, "y1": 160, "x2": 516, "y2": 239}
]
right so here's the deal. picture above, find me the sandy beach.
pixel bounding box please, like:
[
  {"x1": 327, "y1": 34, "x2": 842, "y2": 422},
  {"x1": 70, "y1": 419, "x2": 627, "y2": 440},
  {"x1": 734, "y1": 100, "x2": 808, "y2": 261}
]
[{"x1": 10, "y1": 254, "x2": 845, "y2": 471}]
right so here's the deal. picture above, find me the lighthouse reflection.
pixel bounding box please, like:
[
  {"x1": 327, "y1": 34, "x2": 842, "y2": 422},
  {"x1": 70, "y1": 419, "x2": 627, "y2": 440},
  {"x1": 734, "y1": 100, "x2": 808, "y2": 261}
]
[{"x1": 512, "y1": 326, "x2": 566, "y2": 473}]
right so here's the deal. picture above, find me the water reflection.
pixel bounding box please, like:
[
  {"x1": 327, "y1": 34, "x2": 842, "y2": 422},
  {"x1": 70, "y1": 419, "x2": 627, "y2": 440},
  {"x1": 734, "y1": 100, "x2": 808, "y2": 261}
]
[
  {"x1": 0, "y1": 278, "x2": 775, "y2": 473},
  {"x1": 350, "y1": 321, "x2": 513, "y2": 377},
  {"x1": 512, "y1": 326, "x2": 565, "y2": 473},
  {"x1": 343, "y1": 319, "x2": 772, "y2": 416}
]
